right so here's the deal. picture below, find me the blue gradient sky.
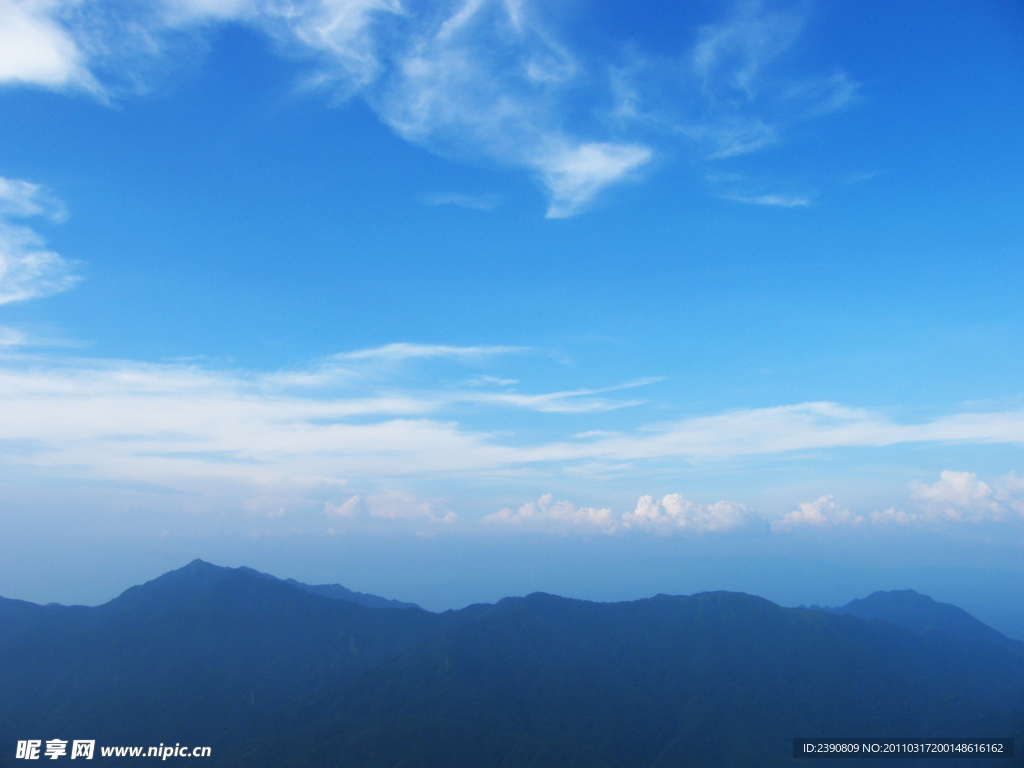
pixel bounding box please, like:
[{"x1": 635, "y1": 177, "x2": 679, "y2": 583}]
[{"x1": 1, "y1": 0, "x2": 1022, "y2": 611}]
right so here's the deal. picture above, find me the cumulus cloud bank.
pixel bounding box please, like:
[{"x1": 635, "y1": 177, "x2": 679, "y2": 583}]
[
  {"x1": 770, "y1": 495, "x2": 863, "y2": 531},
  {"x1": 325, "y1": 493, "x2": 457, "y2": 524},
  {"x1": 0, "y1": 0, "x2": 858, "y2": 215},
  {"x1": 481, "y1": 493, "x2": 765, "y2": 537},
  {"x1": 870, "y1": 471, "x2": 1014, "y2": 525},
  {"x1": 622, "y1": 494, "x2": 765, "y2": 535},
  {"x1": 482, "y1": 475, "x2": 1024, "y2": 537},
  {"x1": 482, "y1": 494, "x2": 619, "y2": 534}
]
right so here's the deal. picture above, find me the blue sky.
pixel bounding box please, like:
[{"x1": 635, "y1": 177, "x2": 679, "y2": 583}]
[{"x1": 1, "y1": 0, "x2": 1023, "y2": 611}]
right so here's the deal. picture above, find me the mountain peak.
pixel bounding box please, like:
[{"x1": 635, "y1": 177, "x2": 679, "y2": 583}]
[{"x1": 829, "y1": 589, "x2": 1024, "y2": 657}]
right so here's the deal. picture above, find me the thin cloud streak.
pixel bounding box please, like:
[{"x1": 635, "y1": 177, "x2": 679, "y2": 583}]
[
  {"x1": 562, "y1": 403, "x2": 1024, "y2": 462},
  {"x1": 420, "y1": 192, "x2": 502, "y2": 211},
  {"x1": 726, "y1": 193, "x2": 811, "y2": 207},
  {"x1": 334, "y1": 342, "x2": 523, "y2": 362}
]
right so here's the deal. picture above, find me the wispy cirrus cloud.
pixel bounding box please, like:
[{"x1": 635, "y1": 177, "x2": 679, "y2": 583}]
[
  {"x1": 2, "y1": 355, "x2": 1024, "y2": 485},
  {"x1": 1, "y1": 0, "x2": 857, "y2": 216},
  {"x1": 0, "y1": 176, "x2": 80, "y2": 305},
  {"x1": 2, "y1": 346, "x2": 1024, "y2": 530},
  {"x1": 461, "y1": 377, "x2": 662, "y2": 414},
  {"x1": 685, "y1": 2, "x2": 857, "y2": 157},
  {"x1": 569, "y1": 402, "x2": 1024, "y2": 462}
]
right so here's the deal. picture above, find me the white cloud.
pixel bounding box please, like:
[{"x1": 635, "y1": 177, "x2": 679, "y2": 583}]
[
  {"x1": 911, "y1": 470, "x2": 995, "y2": 508},
  {"x1": 868, "y1": 471, "x2": 1024, "y2": 526},
  {"x1": 325, "y1": 494, "x2": 364, "y2": 517},
  {"x1": 1, "y1": 350, "x2": 1021, "y2": 537},
  {"x1": 482, "y1": 492, "x2": 765, "y2": 536},
  {"x1": 420, "y1": 192, "x2": 501, "y2": 211},
  {"x1": 726, "y1": 193, "x2": 811, "y2": 207},
  {"x1": 334, "y1": 342, "x2": 521, "y2": 363},
  {"x1": 0, "y1": 0, "x2": 97, "y2": 91},
  {"x1": 770, "y1": 495, "x2": 863, "y2": 531},
  {"x1": 684, "y1": 2, "x2": 857, "y2": 154},
  {"x1": 693, "y1": 1, "x2": 803, "y2": 100},
  {"x1": 868, "y1": 507, "x2": 930, "y2": 526},
  {"x1": 465, "y1": 374, "x2": 518, "y2": 386},
  {"x1": 537, "y1": 142, "x2": 651, "y2": 219},
  {"x1": 786, "y1": 70, "x2": 860, "y2": 117},
  {"x1": 0, "y1": 326, "x2": 83, "y2": 348},
  {"x1": 363, "y1": 491, "x2": 456, "y2": 523},
  {"x1": 483, "y1": 476, "x2": 1024, "y2": 538},
  {"x1": 0, "y1": 177, "x2": 80, "y2": 305},
  {"x1": 4, "y1": 347, "x2": 1024, "y2": 527},
  {"x1": 0, "y1": 177, "x2": 65, "y2": 219},
  {"x1": 482, "y1": 494, "x2": 619, "y2": 534},
  {"x1": 367, "y1": 0, "x2": 652, "y2": 216},
  {"x1": 3, "y1": 356, "x2": 1024, "y2": 489},
  {"x1": 572, "y1": 402, "x2": 1024, "y2": 462},
  {"x1": 996, "y1": 472, "x2": 1024, "y2": 516},
  {"x1": 1, "y1": 0, "x2": 858, "y2": 216},
  {"x1": 0, "y1": 326, "x2": 28, "y2": 347},
  {"x1": 908, "y1": 470, "x2": 1005, "y2": 522},
  {"x1": 623, "y1": 494, "x2": 765, "y2": 535},
  {"x1": 325, "y1": 492, "x2": 455, "y2": 524},
  {"x1": 461, "y1": 377, "x2": 660, "y2": 414}
]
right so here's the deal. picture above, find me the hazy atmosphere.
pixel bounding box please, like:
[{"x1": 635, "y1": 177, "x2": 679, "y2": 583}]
[{"x1": 1, "y1": 0, "x2": 1022, "y2": 631}]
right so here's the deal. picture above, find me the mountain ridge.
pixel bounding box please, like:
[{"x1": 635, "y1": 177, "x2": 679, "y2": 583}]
[{"x1": 2, "y1": 562, "x2": 1022, "y2": 767}]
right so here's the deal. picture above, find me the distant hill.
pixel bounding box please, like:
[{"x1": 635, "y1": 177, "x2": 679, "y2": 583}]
[
  {"x1": 236, "y1": 565, "x2": 421, "y2": 610},
  {"x1": 823, "y1": 589, "x2": 1024, "y2": 658},
  {"x1": 1, "y1": 564, "x2": 1022, "y2": 767}
]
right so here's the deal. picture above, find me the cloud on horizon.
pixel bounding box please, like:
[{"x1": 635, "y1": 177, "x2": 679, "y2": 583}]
[
  {"x1": 482, "y1": 477, "x2": 1024, "y2": 538},
  {"x1": 0, "y1": 347, "x2": 1023, "y2": 533},
  {"x1": 770, "y1": 495, "x2": 862, "y2": 531}
]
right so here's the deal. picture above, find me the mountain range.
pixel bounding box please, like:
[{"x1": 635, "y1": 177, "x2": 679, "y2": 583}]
[{"x1": 1, "y1": 560, "x2": 1021, "y2": 766}]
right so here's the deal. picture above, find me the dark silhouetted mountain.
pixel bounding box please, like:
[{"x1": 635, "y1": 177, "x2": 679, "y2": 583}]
[
  {"x1": 825, "y1": 589, "x2": 1024, "y2": 658},
  {"x1": 2, "y1": 565, "x2": 1022, "y2": 767},
  {"x1": 0, "y1": 560, "x2": 481, "y2": 758},
  {"x1": 233, "y1": 566, "x2": 421, "y2": 610},
  {"x1": 246, "y1": 592, "x2": 1024, "y2": 768}
]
